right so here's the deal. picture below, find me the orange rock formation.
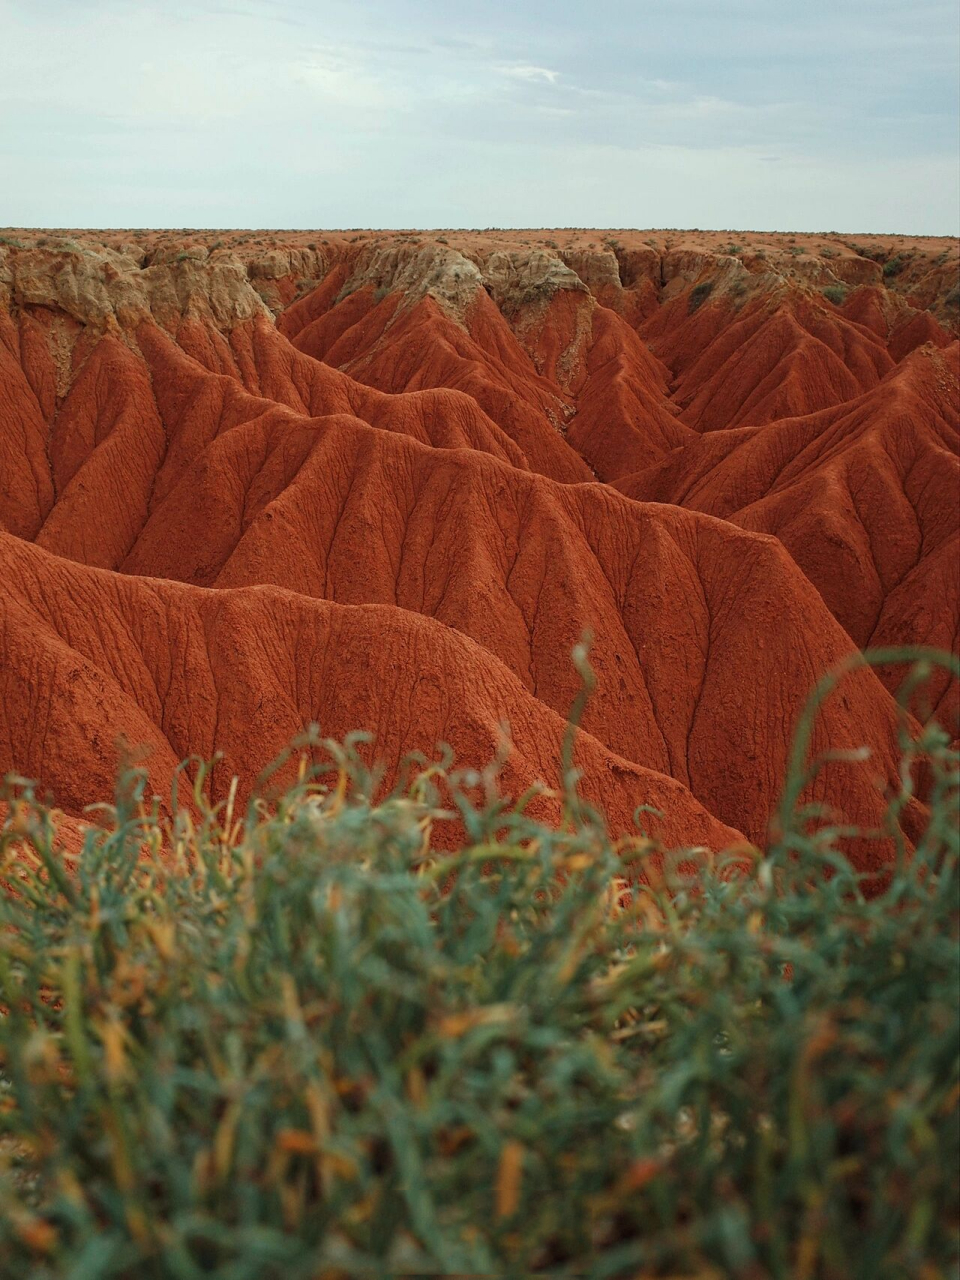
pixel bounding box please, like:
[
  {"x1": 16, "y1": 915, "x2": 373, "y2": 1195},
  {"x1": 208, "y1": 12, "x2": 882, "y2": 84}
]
[{"x1": 1, "y1": 227, "x2": 956, "y2": 870}]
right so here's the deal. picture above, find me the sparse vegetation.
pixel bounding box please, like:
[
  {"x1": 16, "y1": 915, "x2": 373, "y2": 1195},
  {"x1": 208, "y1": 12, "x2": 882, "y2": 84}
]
[
  {"x1": 823, "y1": 284, "x2": 848, "y2": 305},
  {"x1": 688, "y1": 279, "x2": 715, "y2": 312},
  {"x1": 0, "y1": 649, "x2": 956, "y2": 1279},
  {"x1": 883, "y1": 256, "x2": 906, "y2": 278}
]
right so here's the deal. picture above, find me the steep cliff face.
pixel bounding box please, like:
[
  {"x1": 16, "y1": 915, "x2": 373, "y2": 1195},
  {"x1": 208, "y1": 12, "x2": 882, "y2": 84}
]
[{"x1": 0, "y1": 227, "x2": 956, "y2": 869}]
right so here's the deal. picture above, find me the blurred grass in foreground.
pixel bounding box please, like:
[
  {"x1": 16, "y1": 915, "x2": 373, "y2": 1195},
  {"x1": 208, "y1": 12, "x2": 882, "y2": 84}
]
[{"x1": 0, "y1": 647, "x2": 957, "y2": 1278}]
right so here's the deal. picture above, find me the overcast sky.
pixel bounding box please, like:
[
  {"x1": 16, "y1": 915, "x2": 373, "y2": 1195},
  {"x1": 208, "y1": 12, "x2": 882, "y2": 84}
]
[{"x1": 1, "y1": 0, "x2": 957, "y2": 233}]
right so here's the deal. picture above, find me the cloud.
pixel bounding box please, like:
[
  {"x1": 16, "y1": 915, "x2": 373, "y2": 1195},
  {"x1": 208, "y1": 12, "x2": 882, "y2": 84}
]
[
  {"x1": 499, "y1": 64, "x2": 560, "y2": 85},
  {"x1": 295, "y1": 49, "x2": 391, "y2": 111}
]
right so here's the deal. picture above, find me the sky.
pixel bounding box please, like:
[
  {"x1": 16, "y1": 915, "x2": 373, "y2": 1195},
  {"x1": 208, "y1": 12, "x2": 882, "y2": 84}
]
[{"x1": 1, "y1": 0, "x2": 958, "y2": 233}]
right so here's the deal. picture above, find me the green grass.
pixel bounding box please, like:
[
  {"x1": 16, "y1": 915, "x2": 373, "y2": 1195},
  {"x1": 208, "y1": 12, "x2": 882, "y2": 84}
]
[
  {"x1": 0, "y1": 648, "x2": 957, "y2": 1278},
  {"x1": 822, "y1": 284, "x2": 848, "y2": 306}
]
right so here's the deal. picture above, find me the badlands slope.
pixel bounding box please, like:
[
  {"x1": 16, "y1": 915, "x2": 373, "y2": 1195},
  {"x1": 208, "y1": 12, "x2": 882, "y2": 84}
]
[{"x1": 0, "y1": 226, "x2": 957, "y2": 868}]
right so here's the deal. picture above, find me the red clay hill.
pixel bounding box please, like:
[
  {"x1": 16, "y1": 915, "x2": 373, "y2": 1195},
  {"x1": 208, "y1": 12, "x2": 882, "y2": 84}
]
[{"x1": 1, "y1": 226, "x2": 957, "y2": 871}]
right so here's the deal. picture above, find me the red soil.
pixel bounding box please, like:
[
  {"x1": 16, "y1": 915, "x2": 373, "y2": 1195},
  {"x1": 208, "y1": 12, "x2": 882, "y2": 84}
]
[
  {"x1": 615, "y1": 343, "x2": 960, "y2": 723},
  {"x1": 0, "y1": 228, "x2": 956, "y2": 870}
]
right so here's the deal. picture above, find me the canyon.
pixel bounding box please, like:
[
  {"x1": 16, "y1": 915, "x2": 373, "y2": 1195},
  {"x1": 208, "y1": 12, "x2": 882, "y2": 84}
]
[{"x1": 1, "y1": 226, "x2": 957, "y2": 871}]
